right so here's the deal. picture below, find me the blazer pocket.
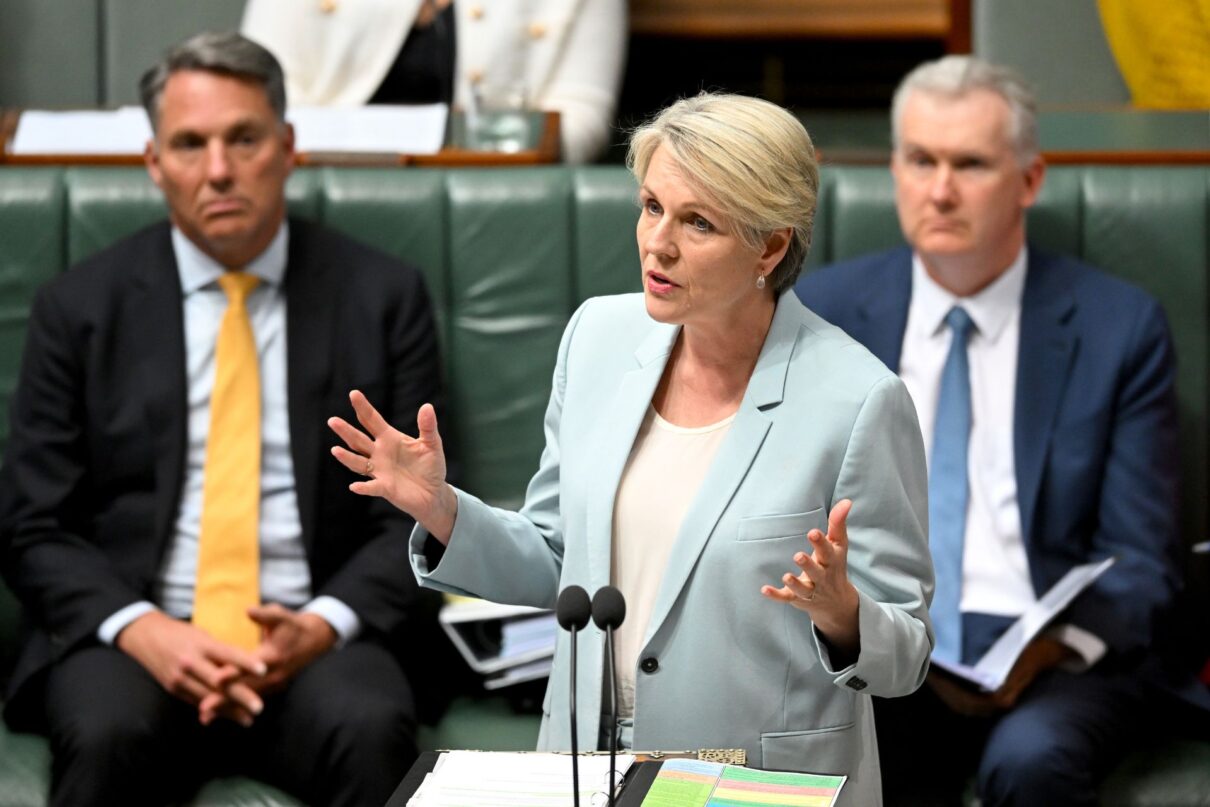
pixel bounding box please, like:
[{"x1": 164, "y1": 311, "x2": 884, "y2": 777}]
[
  {"x1": 737, "y1": 509, "x2": 825, "y2": 542},
  {"x1": 760, "y1": 722, "x2": 858, "y2": 776}
]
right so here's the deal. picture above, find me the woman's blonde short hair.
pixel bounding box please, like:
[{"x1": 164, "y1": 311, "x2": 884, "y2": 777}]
[{"x1": 627, "y1": 92, "x2": 819, "y2": 294}]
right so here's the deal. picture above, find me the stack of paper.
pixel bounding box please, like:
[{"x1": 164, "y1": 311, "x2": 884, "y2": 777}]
[
  {"x1": 289, "y1": 104, "x2": 447, "y2": 154},
  {"x1": 11, "y1": 107, "x2": 152, "y2": 155},
  {"x1": 9, "y1": 105, "x2": 448, "y2": 156},
  {"x1": 438, "y1": 597, "x2": 557, "y2": 689},
  {"x1": 409, "y1": 751, "x2": 634, "y2": 806}
]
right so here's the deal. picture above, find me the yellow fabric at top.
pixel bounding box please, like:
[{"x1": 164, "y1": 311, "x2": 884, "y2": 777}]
[
  {"x1": 1098, "y1": 0, "x2": 1210, "y2": 108},
  {"x1": 193, "y1": 272, "x2": 262, "y2": 651}
]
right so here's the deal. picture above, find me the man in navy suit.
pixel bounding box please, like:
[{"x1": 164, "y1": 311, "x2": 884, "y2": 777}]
[
  {"x1": 0, "y1": 32, "x2": 445, "y2": 806},
  {"x1": 796, "y1": 56, "x2": 1180, "y2": 806}
]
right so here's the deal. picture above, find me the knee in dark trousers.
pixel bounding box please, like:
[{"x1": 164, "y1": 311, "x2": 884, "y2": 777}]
[
  {"x1": 254, "y1": 641, "x2": 419, "y2": 807},
  {"x1": 44, "y1": 645, "x2": 205, "y2": 807}
]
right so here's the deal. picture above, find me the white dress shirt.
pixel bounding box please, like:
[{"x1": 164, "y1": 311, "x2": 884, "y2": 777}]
[
  {"x1": 98, "y1": 224, "x2": 359, "y2": 645},
  {"x1": 899, "y1": 247, "x2": 1104, "y2": 666}
]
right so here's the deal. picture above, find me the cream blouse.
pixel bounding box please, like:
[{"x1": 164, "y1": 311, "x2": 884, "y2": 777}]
[{"x1": 610, "y1": 405, "x2": 735, "y2": 718}]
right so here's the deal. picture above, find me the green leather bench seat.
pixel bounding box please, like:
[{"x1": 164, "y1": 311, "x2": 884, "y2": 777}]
[{"x1": 0, "y1": 165, "x2": 1207, "y2": 805}]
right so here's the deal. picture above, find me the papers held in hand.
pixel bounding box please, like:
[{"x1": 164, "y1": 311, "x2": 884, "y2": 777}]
[
  {"x1": 930, "y1": 557, "x2": 1116, "y2": 692},
  {"x1": 438, "y1": 597, "x2": 557, "y2": 689}
]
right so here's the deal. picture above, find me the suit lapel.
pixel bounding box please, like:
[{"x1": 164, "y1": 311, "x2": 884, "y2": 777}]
[
  {"x1": 1014, "y1": 249, "x2": 1077, "y2": 549},
  {"x1": 283, "y1": 222, "x2": 336, "y2": 552},
  {"x1": 852, "y1": 248, "x2": 913, "y2": 372},
  {"x1": 641, "y1": 295, "x2": 801, "y2": 647},
  {"x1": 585, "y1": 321, "x2": 678, "y2": 589},
  {"x1": 130, "y1": 226, "x2": 189, "y2": 551}
]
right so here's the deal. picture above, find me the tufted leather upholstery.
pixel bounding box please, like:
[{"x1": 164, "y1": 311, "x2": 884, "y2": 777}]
[{"x1": 0, "y1": 165, "x2": 1206, "y2": 805}]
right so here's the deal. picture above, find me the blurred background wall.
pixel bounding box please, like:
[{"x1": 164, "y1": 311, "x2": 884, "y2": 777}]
[{"x1": 0, "y1": 0, "x2": 1179, "y2": 160}]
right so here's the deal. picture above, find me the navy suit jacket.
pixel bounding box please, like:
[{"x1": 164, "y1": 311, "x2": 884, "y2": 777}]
[
  {"x1": 796, "y1": 245, "x2": 1181, "y2": 661},
  {"x1": 0, "y1": 218, "x2": 445, "y2": 727}
]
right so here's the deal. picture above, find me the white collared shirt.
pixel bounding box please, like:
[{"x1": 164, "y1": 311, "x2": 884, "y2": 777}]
[
  {"x1": 899, "y1": 247, "x2": 1104, "y2": 666},
  {"x1": 900, "y1": 248, "x2": 1034, "y2": 616},
  {"x1": 98, "y1": 224, "x2": 359, "y2": 644}
]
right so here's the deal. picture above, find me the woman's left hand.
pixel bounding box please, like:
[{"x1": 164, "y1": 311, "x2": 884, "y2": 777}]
[{"x1": 761, "y1": 499, "x2": 861, "y2": 659}]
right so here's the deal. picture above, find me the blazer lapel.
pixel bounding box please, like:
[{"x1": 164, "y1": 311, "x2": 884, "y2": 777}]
[
  {"x1": 852, "y1": 248, "x2": 913, "y2": 372},
  {"x1": 1014, "y1": 249, "x2": 1077, "y2": 549},
  {"x1": 641, "y1": 295, "x2": 802, "y2": 647},
  {"x1": 131, "y1": 226, "x2": 189, "y2": 551},
  {"x1": 584, "y1": 321, "x2": 678, "y2": 589},
  {"x1": 283, "y1": 222, "x2": 336, "y2": 552}
]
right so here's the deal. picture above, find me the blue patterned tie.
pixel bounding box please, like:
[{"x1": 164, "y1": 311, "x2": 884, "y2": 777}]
[{"x1": 929, "y1": 306, "x2": 975, "y2": 664}]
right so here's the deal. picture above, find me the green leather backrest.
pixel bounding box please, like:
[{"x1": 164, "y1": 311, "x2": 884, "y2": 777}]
[
  {"x1": 0, "y1": 164, "x2": 1205, "y2": 534},
  {"x1": 0, "y1": 170, "x2": 64, "y2": 455}
]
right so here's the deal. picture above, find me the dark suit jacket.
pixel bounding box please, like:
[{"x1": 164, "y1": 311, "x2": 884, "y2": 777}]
[
  {"x1": 0, "y1": 218, "x2": 444, "y2": 726},
  {"x1": 795, "y1": 245, "x2": 1181, "y2": 661}
]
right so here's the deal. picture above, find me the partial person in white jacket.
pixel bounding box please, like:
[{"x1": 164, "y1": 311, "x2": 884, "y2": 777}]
[{"x1": 242, "y1": 0, "x2": 626, "y2": 164}]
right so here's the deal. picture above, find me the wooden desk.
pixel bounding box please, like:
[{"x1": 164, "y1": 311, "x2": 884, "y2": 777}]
[{"x1": 0, "y1": 109, "x2": 561, "y2": 167}]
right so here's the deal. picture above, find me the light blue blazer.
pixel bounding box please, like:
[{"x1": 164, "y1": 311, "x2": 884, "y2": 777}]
[{"x1": 411, "y1": 292, "x2": 934, "y2": 805}]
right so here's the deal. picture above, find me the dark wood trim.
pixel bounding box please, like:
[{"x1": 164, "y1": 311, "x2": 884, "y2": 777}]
[
  {"x1": 628, "y1": 0, "x2": 950, "y2": 39},
  {"x1": 945, "y1": 0, "x2": 972, "y2": 53}
]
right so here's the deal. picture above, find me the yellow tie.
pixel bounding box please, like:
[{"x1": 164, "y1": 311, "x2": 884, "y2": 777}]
[{"x1": 193, "y1": 272, "x2": 262, "y2": 650}]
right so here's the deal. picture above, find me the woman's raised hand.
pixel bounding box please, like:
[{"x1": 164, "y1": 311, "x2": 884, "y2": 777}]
[
  {"x1": 760, "y1": 498, "x2": 861, "y2": 661},
  {"x1": 327, "y1": 390, "x2": 459, "y2": 543}
]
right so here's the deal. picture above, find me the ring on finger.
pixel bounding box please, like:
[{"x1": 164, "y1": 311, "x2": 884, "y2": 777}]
[{"x1": 364, "y1": 459, "x2": 374, "y2": 477}]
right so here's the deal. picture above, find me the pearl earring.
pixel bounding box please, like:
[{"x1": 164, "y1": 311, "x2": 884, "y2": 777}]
[{"x1": 756, "y1": 274, "x2": 766, "y2": 290}]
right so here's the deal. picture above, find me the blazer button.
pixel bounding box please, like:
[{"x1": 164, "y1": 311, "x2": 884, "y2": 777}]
[{"x1": 640, "y1": 657, "x2": 659, "y2": 674}]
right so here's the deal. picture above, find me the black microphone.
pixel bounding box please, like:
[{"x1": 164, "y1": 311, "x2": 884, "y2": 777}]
[
  {"x1": 592, "y1": 586, "x2": 626, "y2": 807},
  {"x1": 556, "y1": 585, "x2": 592, "y2": 807}
]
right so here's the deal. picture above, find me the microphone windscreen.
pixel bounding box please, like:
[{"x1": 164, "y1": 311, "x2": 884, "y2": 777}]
[
  {"x1": 555, "y1": 585, "x2": 592, "y2": 631},
  {"x1": 591, "y1": 585, "x2": 627, "y2": 630}
]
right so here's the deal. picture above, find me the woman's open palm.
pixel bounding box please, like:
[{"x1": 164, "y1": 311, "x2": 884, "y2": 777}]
[{"x1": 328, "y1": 391, "x2": 457, "y2": 541}]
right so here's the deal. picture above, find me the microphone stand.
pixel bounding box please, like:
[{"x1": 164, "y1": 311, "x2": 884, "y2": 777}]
[
  {"x1": 556, "y1": 585, "x2": 591, "y2": 807},
  {"x1": 569, "y1": 622, "x2": 581, "y2": 807},
  {"x1": 604, "y1": 626, "x2": 618, "y2": 807},
  {"x1": 592, "y1": 585, "x2": 626, "y2": 807}
]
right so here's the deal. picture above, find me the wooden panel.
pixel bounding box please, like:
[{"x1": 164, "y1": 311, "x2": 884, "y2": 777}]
[{"x1": 630, "y1": 0, "x2": 950, "y2": 39}]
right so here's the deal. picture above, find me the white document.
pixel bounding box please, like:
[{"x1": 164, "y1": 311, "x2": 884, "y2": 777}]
[
  {"x1": 409, "y1": 751, "x2": 634, "y2": 807},
  {"x1": 438, "y1": 598, "x2": 556, "y2": 676},
  {"x1": 483, "y1": 657, "x2": 554, "y2": 691},
  {"x1": 11, "y1": 107, "x2": 152, "y2": 155},
  {"x1": 11, "y1": 104, "x2": 447, "y2": 157},
  {"x1": 288, "y1": 104, "x2": 448, "y2": 154},
  {"x1": 930, "y1": 556, "x2": 1116, "y2": 691}
]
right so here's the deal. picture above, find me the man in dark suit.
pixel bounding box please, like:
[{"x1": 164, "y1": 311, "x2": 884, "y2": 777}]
[
  {"x1": 0, "y1": 32, "x2": 444, "y2": 806},
  {"x1": 796, "y1": 56, "x2": 1180, "y2": 806}
]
